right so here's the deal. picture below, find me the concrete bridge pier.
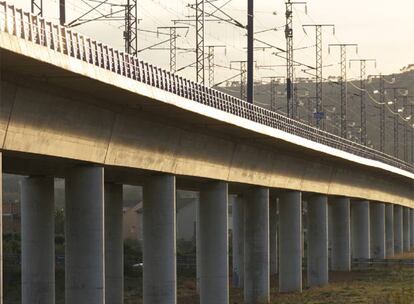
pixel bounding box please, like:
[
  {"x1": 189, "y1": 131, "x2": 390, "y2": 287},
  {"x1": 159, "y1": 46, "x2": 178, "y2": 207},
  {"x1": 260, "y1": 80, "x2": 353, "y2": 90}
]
[
  {"x1": 269, "y1": 199, "x2": 278, "y2": 276},
  {"x1": 330, "y1": 197, "x2": 351, "y2": 271},
  {"x1": 370, "y1": 202, "x2": 385, "y2": 259},
  {"x1": 104, "y1": 183, "x2": 124, "y2": 304},
  {"x1": 394, "y1": 205, "x2": 403, "y2": 254},
  {"x1": 143, "y1": 175, "x2": 176, "y2": 304},
  {"x1": 410, "y1": 209, "x2": 414, "y2": 250},
  {"x1": 21, "y1": 176, "x2": 55, "y2": 304},
  {"x1": 403, "y1": 207, "x2": 411, "y2": 252},
  {"x1": 198, "y1": 181, "x2": 228, "y2": 304},
  {"x1": 244, "y1": 187, "x2": 270, "y2": 303},
  {"x1": 307, "y1": 194, "x2": 328, "y2": 287},
  {"x1": 385, "y1": 204, "x2": 395, "y2": 257},
  {"x1": 232, "y1": 195, "x2": 245, "y2": 289},
  {"x1": 351, "y1": 200, "x2": 370, "y2": 259},
  {"x1": 279, "y1": 191, "x2": 302, "y2": 293},
  {"x1": 65, "y1": 167, "x2": 105, "y2": 304}
]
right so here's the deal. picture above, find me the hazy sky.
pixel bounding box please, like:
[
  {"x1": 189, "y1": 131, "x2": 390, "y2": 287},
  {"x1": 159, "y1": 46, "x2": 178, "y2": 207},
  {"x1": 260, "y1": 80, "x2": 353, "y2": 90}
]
[{"x1": 8, "y1": 0, "x2": 414, "y2": 84}]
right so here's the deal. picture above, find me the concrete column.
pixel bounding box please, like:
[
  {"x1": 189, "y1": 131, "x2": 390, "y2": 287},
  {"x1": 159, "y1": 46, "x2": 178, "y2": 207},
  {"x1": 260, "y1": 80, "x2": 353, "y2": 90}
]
[
  {"x1": 199, "y1": 181, "x2": 228, "y2": 304},
  {"x1": 65, "y1": 167, "x2": 105, "y2": 304},
  {"x1": 385, "y1": 204, "x2": 394, "y2": 257},
  {"x1": 244, "y1": 187, "x2": 269, "y2": 303},
  {"x1": 105, "y1": 183, "x2": 124, "y2": 304},
  {"x1": 330, "y1": 197, "x2": 351, "y2": 271},
  {"x1": 279, "y1": 191, "x2": 302, "y2": 293},
  {"x1": 21, "y1": 176, "x2": 55, "y2": 304},
  {"x1": 307, "y1": 194, "x2": 328, "y2": 287},
  {"x1": 351, "y1": 200, "x2": 370, "y2": 259},
  {"x1": 370, "y1": 202, "x2": 385, "y2": 259},
  {"x1": 269, "y1": 199, "x2": 278, "y2": 276},
  {"x1": 0, "y1": 153, "x2": 2, "y2": 304},
  {"x1": 143, "y1": 175, "x2": 176, "y2": 304},
  {"x1": 394, "y1": 205, "x2": 403, "y2": 254},
  {"x1": 232, "y1": 195, "x2": 245, "y2": 288},
  {"x1": 403, "y1": 207, "x2": 411, "y2": 252},
  {"x1": 411, "y1": 209, "x2": 414, "y2": 250}
]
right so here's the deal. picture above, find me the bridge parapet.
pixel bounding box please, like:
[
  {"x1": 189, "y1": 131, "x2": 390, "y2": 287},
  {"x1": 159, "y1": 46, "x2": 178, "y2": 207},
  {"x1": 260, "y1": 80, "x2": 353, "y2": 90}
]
[{"x1": 0, "y1": 1, "x2": 412, "y2": 174}]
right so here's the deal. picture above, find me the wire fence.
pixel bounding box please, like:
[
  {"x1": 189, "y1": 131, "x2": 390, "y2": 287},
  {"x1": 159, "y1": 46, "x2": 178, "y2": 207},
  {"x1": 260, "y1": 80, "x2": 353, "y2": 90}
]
[{"x1": 0, "y1": 2, "x2": 413, "y2": 174}]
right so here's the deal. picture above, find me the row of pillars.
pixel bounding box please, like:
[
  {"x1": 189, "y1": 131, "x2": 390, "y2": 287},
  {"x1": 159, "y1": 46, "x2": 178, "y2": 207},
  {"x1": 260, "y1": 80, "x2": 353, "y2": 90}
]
[{"x1": 14, "y1": 166, "x2": 414, "y2": 304}]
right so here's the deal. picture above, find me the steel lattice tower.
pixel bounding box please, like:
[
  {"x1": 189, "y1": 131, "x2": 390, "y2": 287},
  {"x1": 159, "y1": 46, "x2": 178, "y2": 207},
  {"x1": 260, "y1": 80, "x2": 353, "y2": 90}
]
[
  {"x1": 205, "y1": 45, "x2": 225, "y2": 86},
  {"x1": 285, "y1": 1, "x2": 306, "y2": 119},
  {"x1": 303, "y1": 24, "x2": 334, "y2": 129},
  {"x1": 329, "y1": 44, "x2": 358, "y2": 138},
  {"x1": 285, "y1": 1, "x2": 294, "y2": 118},
  {"x1": 379, "y1": 76, "x2": 386, "y2": 152},
  {"x1": 124, "y1": 0, "x2": 138, "y2": 56},
  {"x1": 31, "y1": 0, "x2": 43, "y2": 16},
  {"x1": 231, "y1": 61, "x2": 248, "y2": 100},
  {"x1": 196, "y1": 0, "x2": 205, "y2": 83},
  {"x1": 403, "y1": 96, "x2": 408, "y2": 162},
  {"x1": 350, "y1": 59, "x2": 376, "y2": 146}
]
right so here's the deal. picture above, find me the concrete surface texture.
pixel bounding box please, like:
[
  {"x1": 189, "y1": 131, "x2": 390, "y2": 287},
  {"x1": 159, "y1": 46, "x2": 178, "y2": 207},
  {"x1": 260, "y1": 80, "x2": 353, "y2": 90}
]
[
  {"x1": 198, "y1": 181, "x2": 229, "y2": 304},
  {"x1": 279, "y1": 191, "x2": 302, "y2": 293},
  {"x1": 21, "y1": 176, "x2": 55, "y2": 304},
  {"x1": 143, "y1": 175, "x2": 177, "y2": 304},
  {"x1": 65, "y1": 166, "x2": 105, "y2": 304},
  {"x1": 244, "y1": 187, "x2": 270, "y2": 304},
  {"x1": 307, "y1": 194, "x2": 328, "y2": 287},
  {"x1": 330, "y1": 196, "x2": 351, "y2": 271},
  {"x1": 104, "y1": 183, "x2": 124, "y2": 304},
  {"x1": 370, "y1": 202, "x2": 386, "y2": 259}
]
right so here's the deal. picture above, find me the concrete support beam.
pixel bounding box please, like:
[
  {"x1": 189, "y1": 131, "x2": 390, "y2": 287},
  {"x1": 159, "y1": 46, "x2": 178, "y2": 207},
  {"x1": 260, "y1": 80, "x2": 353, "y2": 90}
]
[
  {"x1": 279, "y1": 191, "x2": 302, "y2": 293},
  {"x1": 403, "y1": 207, "x2": 411, "y2": 252},
  {"x1": 370, "y1": 202, "x2": 385, "y2": 259},
  {"x1": 307, "y1": 194, "x2": 328, "y2": 287},
  {"x1": 244, "y1": 187, "x2": 269, "y2": 303},
  {"x1": 385, "y1": 204, "x2": 394, "y2": 257},
  {"x1": 330, "y1": 197, "x2": 351, "y2": 271},
  {"x1": 199, "y1": 181, "x2": 228, "y2": 304},
  {"x1": 394, "y1": 205, "x2": 403, "y2": 255},
  {"x1": 232, "y1": 195, "x2": 245, "y2": 288},
  {"x1": 269, "y1": 199, "x2": 278, "y2": 276},
  {"x1": 65, "y1": 167, "x2": 105, "y2": 304},
  {"x1": 21, "y1": 176, "x2": 55, "y2": 304},
  {"x1": 411, "y1": 209, "x2": 414, "y2": 250},
  {"x1": 351, "y1": 200, "x2": 370, "y2": 259},
  {"x1": 143, "y1": 175, "x2": 176, "y2": 304},
  {"x1": 105, "y1": 183, "x2": 124, "y2": 304}
]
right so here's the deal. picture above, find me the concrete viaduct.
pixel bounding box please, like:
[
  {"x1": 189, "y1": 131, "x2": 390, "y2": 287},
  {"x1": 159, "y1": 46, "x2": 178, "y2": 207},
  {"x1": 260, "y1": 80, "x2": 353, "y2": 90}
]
[{"x1": 0, "y1": 2, "x2": 413, "y2": 304}]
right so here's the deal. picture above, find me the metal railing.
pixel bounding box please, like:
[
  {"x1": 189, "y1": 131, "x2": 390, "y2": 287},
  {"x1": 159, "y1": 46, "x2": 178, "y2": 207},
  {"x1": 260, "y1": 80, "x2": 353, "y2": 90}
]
[{"x1": 0, "y1": 2, "x2": 413, "y2": 174}]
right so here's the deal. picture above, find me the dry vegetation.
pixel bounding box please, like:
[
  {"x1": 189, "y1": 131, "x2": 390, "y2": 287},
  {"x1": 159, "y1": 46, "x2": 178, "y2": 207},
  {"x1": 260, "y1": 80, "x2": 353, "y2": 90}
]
[{"x1": 124, "y1": 264, "x2": 414, "y2": 304}]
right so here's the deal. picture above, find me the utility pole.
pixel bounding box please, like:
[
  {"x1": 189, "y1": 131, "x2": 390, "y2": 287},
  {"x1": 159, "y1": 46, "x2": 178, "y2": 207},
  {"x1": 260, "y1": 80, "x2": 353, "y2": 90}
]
[
  {"x1": 206, "y1": 45, "x2": 226, "y2": 86},
  {"x1": 302, "y1": 24, "x2": 335, "y2": 129},
  {"x1": 124, "y1": 0, "x2": 138, "y2": 56},
  {"x1": 156, "y1": 26, "x2": 189, "y2": 73},
  {"x1": 285, "y1": 0, "x2": 307, "y2": 119},
  {"x1": 349, "y1": 59, "x2": 376, "y2": 146},
  {"x1": 196, "y1": 0, "x2": 205, "y2": 83},
  {"x1": 247, "y1": 0, "x2": 254, "y2": 104},
  {"x1": 31, "y1": 0, "x2": 43, "y2": 16},
  {"x1": 59, "y1": 0, "x2": 65, "y2": 25},
  {"x1": 328, "y1": 43, "x2": 358, "y2": 138},
  {"x1": 231, "y1": 61, "x2": 248, "y2": 101}
]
